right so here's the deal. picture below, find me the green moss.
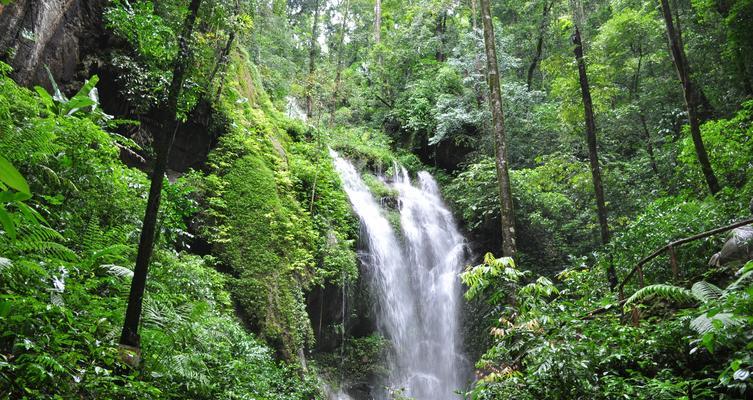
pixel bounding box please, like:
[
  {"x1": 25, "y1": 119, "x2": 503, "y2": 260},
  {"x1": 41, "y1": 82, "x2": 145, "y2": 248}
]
[
  {"x1": 314, "y1": 333, "x2": 389, "y2": 387},
  {"x1": 362, "y1": 173, "x2": 398, "y2": 201},
  {"x1": 201, "y1": 54, "x2": 361, "y2": 362}
]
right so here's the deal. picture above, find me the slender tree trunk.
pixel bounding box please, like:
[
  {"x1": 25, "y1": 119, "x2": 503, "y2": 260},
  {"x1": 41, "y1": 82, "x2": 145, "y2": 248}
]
[
  {"x1": 526, "y1": 0, "x2": 551, "y2": 91},
  {"x1": 435, "y1": 10, "x2": 448, "y2": 62},
  {"x1": 470, "y1": 0, "x2": 477, "y2": 31},
  {"x1": 374, "y1": 0, "x2": 381, "y2": 45},
  {"x1": 668, "y1": 0, "x2": 714, "y2": 120},
  {"x1": 639, "y1": 113, "x2": 662, "y2": 179},
  {"x1": 207, "y1": 0, "x2": 239, "y2": 95},
  {"x1": 120, "y1": 0, "x2": 203, "y2": 357},
  {"x1": 330, "y1": 0, "x2": 351, "y2": 125},
  {"x1": 632, "y1": 48, "x2": 664, "y2": 184},
  {"x1": 306, "y1": 0, "x2": 321, "y2": 119},
  {"x1": 734, "y1": 47, "x2": 753, "y2": 97},
  {"x1": 573, "y1": 25, "x2": 615, "y2": 287},
  {"x1": 659, "y1": 0, "x2": 720, "y2": 194},
  {"x1": 480, "y1": 0, "x2": 516, "y2": 257}
]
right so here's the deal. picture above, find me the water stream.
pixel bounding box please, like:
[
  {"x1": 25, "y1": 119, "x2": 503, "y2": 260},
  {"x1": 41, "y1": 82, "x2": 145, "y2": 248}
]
[{"x1": 330, "y1": 150, "x2": 469, "y2": 399}]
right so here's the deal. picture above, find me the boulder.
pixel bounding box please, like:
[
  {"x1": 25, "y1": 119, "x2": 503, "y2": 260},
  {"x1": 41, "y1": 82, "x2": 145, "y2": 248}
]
[
  {"x1": 0, "y1": 0, "x2": 107, "y2": 90},
  {"x1": 709, "y1": 225, "x2": 753, "y2": 267}
]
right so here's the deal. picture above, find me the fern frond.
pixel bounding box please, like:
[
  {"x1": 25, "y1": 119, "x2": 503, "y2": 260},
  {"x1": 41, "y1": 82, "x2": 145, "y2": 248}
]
[
  {"x1": 142, "y1": 298, "x2": 172, "y2": 330},
  {"x1": 0, "y1": 119, "x2": 58, "y2": 163},
  {"x1": 0, "y1": 257, "x2": 12, "y2": 272},
  {"x1": 16, "y1": 240, "x2": 78, "y2": 261},
  {"x1": 99, "y1": 264, "x2": 133, "y2": 279},
  {"x1": 9, "y1": 224, "x2": 78, "y2": 261},
  {"x1": 691, "y1": 281, "x2": 723, "y2": 303},
  {"x1": 36, "y1": 164, "x2": 60, "y2": 187},
  {"x1": 82, "y1": 217, "x2": 104, "y2": 253},
  {"x1": 17, "y1": 224, "x2": 63, "y2": 242},
  {"x1": 726, "y1": 270, "x2": 753, "y2": 293},
  {"x1": 624, "y1": 284, "x2": 696, "y2": 310},
  {"x1": 90, "y1": 244, "x2": 131, "y2": 261},
  {"x1": 690, "y1": 312, "x2": 740, "y2": 334}
]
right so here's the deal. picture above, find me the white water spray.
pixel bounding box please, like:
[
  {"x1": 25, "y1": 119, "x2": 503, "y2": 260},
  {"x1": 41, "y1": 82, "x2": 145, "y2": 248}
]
[{"x1": 330, "y1": 150, "x2": 468, "y2": 399}]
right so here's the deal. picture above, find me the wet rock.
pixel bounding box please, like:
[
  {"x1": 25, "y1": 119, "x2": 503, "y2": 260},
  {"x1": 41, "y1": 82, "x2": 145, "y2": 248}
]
[
  {"x1": 0, "y1": 0, "x2": 107, "y2": 90},
  {"x1": 709, "y1": 225, "x2": 753, "y2": 267}
]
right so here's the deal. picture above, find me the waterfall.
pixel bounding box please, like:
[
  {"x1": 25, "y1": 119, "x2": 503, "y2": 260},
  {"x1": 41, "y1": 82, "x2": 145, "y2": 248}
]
[
  {"x1": 285, "y1": 96, "x2": 308, "y2": 121},
  {"x1": 330, "y1": 150, "x2": 468, "y2": 399}
]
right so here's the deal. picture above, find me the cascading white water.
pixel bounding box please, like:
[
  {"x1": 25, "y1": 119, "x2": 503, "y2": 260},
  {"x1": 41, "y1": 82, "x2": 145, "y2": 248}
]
[{"x1": 330, "y1": 150, "x2": 468, "y2": 399}]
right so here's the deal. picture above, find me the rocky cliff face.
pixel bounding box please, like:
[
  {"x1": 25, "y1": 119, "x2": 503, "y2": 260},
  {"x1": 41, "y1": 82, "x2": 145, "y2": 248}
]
[
  {"x1": 0, "y1": 0, "x2": 219, "y2": 173},
  {"x1": 0, "y1": 0, "x2": 106, "y2": 90}
]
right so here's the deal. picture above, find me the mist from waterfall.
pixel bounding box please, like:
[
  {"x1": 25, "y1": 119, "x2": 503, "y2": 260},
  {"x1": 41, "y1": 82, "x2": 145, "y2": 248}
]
[{"x1": 330, "y1": 150, "x2": 469, "y2": 400}]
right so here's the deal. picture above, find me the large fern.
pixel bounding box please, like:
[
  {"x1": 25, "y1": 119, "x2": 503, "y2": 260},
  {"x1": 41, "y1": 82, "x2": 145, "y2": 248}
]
[
  {"x1": 691, "y1": 281, "x2": 723, "y2": 303},
  {"x1": 623, "y1": 284, "x2": 697, "y2": 310},
  {"x1": 690, "y1": 313, "x2": 740, "y2": 334},
  {"x1": 11, "y1": 224, "x2": 77, "y2": 262},
  {"x1": 725, "y1": 262, "x2": 753, "y2": 293}
]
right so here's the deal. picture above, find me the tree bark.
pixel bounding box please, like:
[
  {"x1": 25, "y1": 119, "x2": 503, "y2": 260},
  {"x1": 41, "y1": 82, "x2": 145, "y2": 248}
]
[
  {"x1": 480, "y1": 0, "x2": 516, "y2": 257},
  {"x1": 573, "y1": 25, "x2": 615, "y2": 287},
  {"x1": 374, "y1": 0, "x2": 381, "y2": 45},
  {"x1": 435, "y1": 10, "x2": 447, "y2": 62},
  {"x1": 631, "y1": 47, "x2": 665, "y2": 185},
  {"x1": 639, "y1": 113, "x2": 662, "y2": 180},
  {"x1": 659, "y1": 0, "x2": 720, "y2": 194},
  {"x1": 470, "y1": 0, "x2": 477, "y2": 31},
  {"x1": 526, "y1": 0, "x2": 551, "y2": 91},
  {"x1": 306, "y1": 0, "x2": 321, "y2": 119},
  {"x1": 120, "y1": 0, "x2": 203, "y2": 354},
  {"x1": 209, "y1": 1, "x2": 239, "y2": 103},
  {"x1": 330, "y1": 0, "x2": 351, "y2": 125}
]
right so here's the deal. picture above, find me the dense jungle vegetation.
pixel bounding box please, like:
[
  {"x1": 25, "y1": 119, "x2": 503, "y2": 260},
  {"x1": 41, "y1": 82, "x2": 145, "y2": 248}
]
[{"x1": 0, "y1": 0, "x2": 752, "y2": 398}]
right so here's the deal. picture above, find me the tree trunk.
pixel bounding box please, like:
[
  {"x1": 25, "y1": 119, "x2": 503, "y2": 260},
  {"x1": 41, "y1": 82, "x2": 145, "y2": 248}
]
[
  {"x1": 480, "y1": 0, "x2": 516, "y2": 257},
  {"x1": 306, "y1": 0, "x2": 321, "y2": 119},
  {"x1": 209, "y1": 1, "x2": 239, "y2": 103},
  {"x1": 120, "y1": 0, "x2": 203, "y2": 357},
  {"x1": 330, "y1": 0, "x2": 351, "y2": 125},
  {"x1": 573, "y1": 25, "x2": 615, "y2": 287},
  {"x1": 526, "y1": 0, "x2": 551, "y2": 91},
  {"x1": 435, "y1": 10, "x2": 447, "y2": 62},
  {"x1": 631, "y1": 47, "x2": 665, "y2": 186},
  {"x1": 639, "y1": 113, "x2": 662, "y2": 180},
  {"x1": 374, "y1": 0, "x2": 381, "y2": 45},
  {"x1": 470, "y1": 0, "x2": 477, "y2": 31},
  {"x1": 659, "y1": 0, "x2": 720, "y2": 194}
]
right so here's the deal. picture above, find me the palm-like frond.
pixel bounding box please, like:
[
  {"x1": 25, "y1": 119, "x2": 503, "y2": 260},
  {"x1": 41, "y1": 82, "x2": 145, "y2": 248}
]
[
  {"x1": 691, "y1": 281, "x2": 723, "y2": 303},
  {"x1": 690, "y1": 312, "x2": 740, "y2": 334},
  {"x1": 0, "y1": 257, "x2": 11, "y2": 272},
  {"x1": 142, "y1": 298, "x2": 171, "y2": 330},
  {"x1": 726, "y1": 263, "x2": 753, "y2": 293},
  {"x1": 624, "y1": 284, "x2": 696, "y2": 310},
  {"x1": 99, "y1": 264, "x2": 133, "y2": 279}
]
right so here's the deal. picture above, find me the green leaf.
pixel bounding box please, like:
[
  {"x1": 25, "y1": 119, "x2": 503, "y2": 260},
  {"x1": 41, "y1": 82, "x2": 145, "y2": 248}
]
[
  {"x1": 691, "y1": 281, "x2": 723, "y2": 303},
  {"x1": 0, "y1": 205, "x2": 16, "y2": 239},
  {"x1": 0, "y1": 190, "x2": 32, "y2": 203},
  {"x1": 16, "y1": 202, "x2": 47, "y2": 225},
  {"x1": 34, "y1": 86, "x2": 55, "y2": 111},
  {"x1": 0, "y1": 301, "x2": 9, "y2": 318},
  {"x1": 624, "y1": 284, "x2": 696, "y2": 310},
  {"x1": 45, "y1": 65, "x2": 67, "y2": 102},
  {"x1": 72, "y1": 75, "x2": 99, "y2": 100},
  {"x1": 0, "y1": 155, "x2": 30, "y2": 197},
  {"x1": 63, "y1": 96, "x2": 97, "y2": 116}
]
